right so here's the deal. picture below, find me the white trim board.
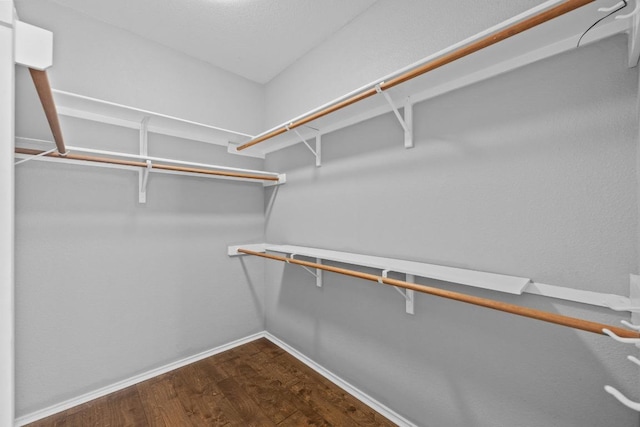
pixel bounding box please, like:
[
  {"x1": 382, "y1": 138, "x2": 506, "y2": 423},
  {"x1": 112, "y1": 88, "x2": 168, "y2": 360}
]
[
  {"x1": 1, "y1": 6, "x2": 15, "y2": 427},
  {"x1": 15, "y1": 331, "x2": 415, "y2": 427}
]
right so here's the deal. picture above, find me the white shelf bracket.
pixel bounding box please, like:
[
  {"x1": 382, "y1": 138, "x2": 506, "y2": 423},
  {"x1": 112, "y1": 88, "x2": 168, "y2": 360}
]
[
  {"x1": 288, "y1": 254, "x2": 323, "y2": 286},
  {"x1": 375, "y1": 84, "x2": 413, "y2": 148},
  {"x1": 288, "y1": 124, "x2": 321, "y2": 167},
  {"x1": 138, "y1": 116, "x2": 150, "y2": 203},
  {"x1": 301, "y1": 265, "x2": 319, "y2": 279},
  {"x1": 140, "y1": 160, "x2": 152, "y2": 199},
  {"x1": 614, "y1": 0, "x2": 640, "y2": 67},
  {"x1": 315, "y1": 133, "x2": 322, "y2": 167},
  {"x1": 404, "y1": 97, "x2": 414, "y2": 149},
  {"x1": 405, "y1": 274, "x2": 416, "y2": 314},
  {"x1": 380, "y1": 269, "x2": 414, "y2": 314},
  {"x1": 316, "y1": 258, "x2": 323, "y2": 288}
]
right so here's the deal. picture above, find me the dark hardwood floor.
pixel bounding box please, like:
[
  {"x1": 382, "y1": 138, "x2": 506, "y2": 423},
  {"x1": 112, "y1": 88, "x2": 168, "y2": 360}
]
[{"x1": 27, "y1": 338, "x2": 397, "y2": 426}]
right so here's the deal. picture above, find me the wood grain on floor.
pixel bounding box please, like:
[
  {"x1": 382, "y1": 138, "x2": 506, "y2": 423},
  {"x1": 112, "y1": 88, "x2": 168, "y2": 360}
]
[{"x1": 26, "y1": 338, "x2": 397, "y2": 426}]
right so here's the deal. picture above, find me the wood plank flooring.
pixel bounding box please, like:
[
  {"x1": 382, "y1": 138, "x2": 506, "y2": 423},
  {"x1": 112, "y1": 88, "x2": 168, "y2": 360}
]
[{"x1": 27, "y1": 338, "x2": 397, "y2": 426}]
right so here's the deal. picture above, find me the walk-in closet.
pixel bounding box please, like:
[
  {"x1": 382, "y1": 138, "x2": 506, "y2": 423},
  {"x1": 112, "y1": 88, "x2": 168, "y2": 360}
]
[{"x1": 2, "y1": 0, "x2": 640, "y2": 426}]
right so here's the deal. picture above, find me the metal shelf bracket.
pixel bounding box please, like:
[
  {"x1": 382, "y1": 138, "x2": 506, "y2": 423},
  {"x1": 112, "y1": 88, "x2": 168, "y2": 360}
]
[
  {"x1": 375, "y1": 84, "x2": 413, "y2": 148},
  {"x1": 315, "y1": 258, "x2": 323, "y2": 288},
  {"x1": 140, "y1": 160, "x2": 152, "y2": 199},
  {"x1": 138, "y1": 116, "x2": 150, "y2": 203},
  {"x1": 289, "y1": 254, "x2": 323, "y2": 287},
  {"x1": 404, "y1": 274, "x2": 416, "y2": 314},
  {"x1": 288, "y1": 124, "x2": 321, "y2": 167},
  {"x1": 381, "y1": 269, "x2": 415, "y2": 314}
]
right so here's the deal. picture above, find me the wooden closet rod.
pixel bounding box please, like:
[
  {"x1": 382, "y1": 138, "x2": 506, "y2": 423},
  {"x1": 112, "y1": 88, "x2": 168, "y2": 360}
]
[
  {"x1": 238, "y1": 248, "x2": 640, "y2": 339},
  {"x1": 237, "y1": 0, "x2": 594, "y2": 151},
  {"x1": 28, "y1": 69, "x2": 67, "y2": 155},
  {"x1": 15, "y1": 148, "x2": 281, "y2": 181}
]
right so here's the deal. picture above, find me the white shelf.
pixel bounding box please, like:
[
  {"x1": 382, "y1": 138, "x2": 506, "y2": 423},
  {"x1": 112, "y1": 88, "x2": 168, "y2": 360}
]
[
  {"x1": 13, "y1": 149, "x2": 285, "y2": 186},
  {"x1": 244, "y1": 0, "x2": 634, "y2": 155},
  {"x1": 52, "y1": 89, "x2": 261, "y2": 155},
  {"x1": 266, "y1": 244, "x2": 530, "y2": 294},
  {"x1": 229, "y1": 243, "x2": 632, "y2": 308}
]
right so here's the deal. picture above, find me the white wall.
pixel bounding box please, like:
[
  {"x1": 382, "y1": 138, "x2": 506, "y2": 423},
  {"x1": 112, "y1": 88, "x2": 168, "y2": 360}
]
[
  {"x1": 265, "y1": 0, "x2": 542, "y2": 127},
  {"x1": 14, "y1": 0, "x2": 267, "y2": 418},
  {"x1": 0, "y1": 1, "x2": 15, "y2": 425},
  {"x1": 264, "y1": 35, "x2": 640, "y2": 426}
]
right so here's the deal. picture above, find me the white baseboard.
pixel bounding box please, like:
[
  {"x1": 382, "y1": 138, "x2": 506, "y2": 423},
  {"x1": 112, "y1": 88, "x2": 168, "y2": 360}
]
[
  {"x1": 14, "y1": 332, "x2": 265, "y2": 427},
  {"x1": 16, "y1": 331, "x2": 415, "y2": 427},
  {"x1": 264, "y1": 332, "x2": 417, "y2": 427}
]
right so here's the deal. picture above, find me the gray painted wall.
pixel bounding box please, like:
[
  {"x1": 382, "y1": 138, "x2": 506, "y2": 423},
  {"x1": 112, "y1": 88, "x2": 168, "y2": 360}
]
[
  {"x1": 265, "y1": 0, "x2": 542, "y2": 127},
  {"x1": 14, "y1": 2, "x2": 267, "y2": 417},
  {"x1": 264, "y1": 36, "x2": 640, "y2": 426}
]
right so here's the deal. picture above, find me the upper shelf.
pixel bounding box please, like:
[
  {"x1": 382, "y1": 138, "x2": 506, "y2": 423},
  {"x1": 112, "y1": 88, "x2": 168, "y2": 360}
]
[
  {"x1": 233, "y1": 0, "x2": 637, "y2": 155},
  {"x1": 52, "y1": 89, "x2": 260, "y2": 154}
]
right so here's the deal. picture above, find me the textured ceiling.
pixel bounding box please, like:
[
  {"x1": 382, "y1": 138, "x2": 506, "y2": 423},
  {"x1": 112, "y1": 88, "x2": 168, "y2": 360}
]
[{"x1": 46, "y1": 0, "x2": 378, "y2": 84}]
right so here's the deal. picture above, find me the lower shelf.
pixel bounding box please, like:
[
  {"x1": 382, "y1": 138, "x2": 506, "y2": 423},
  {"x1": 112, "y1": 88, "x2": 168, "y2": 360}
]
[{"x1": 228, "y1": 243, "x2": 633, "y2": 310}]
